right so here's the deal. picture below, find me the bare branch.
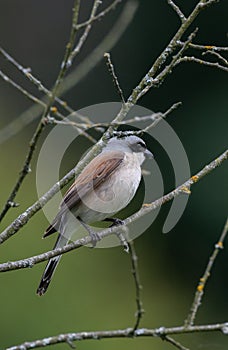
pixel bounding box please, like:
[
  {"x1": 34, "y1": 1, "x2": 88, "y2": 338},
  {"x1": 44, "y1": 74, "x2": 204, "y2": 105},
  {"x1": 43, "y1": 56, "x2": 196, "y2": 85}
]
[
  {"x1": 142, "y1": 101, "x2": 181, "y2": 133},
  {"x1": 0, "y1": 149, "x2": 227, "y2": 269},
  {"x1": 125, "y1": 0, "x2": 221, "y2": 107},
  {"x1": 0, "y1": 46, "x2": 92, "y2": 125},
  {"x1": 128, "y1": 241, "x2": 144, "y2": 332},
  {"x1": 104, "y1": 52, "x2": 125, "y2": 103},
  {"x1": 68, "y1": 0, "x2": 102, "y2": 65},
  {"x1": 163, "y1": 335, "x2": 189, "y2": 350},
  {"x1": 0, "y1": 0, "x2": 81, "y2": 223},
  {"x1": 6, "y1": 322, "x2": 228, "y2": 350},
  {"x1": 0, "y1": 70, "x2": 46, "y2": 108},
  {"x1": 175, "y1": 56, "x2": 228, "y2": 72},
  {"x1": 185, "y1": 217, "x2": 228, "y2": 327},
  {"x1": 202, "y1": 50, "x2": 228, "y2": 66},
  {"x1": 167, "y1": 0, "x2": 186, "y2": 23},
  {"x1": 133, "y1": 29, "x2": 198, "y2": 102},
  {"x1": 46, "y1": 0, "x2": 80, "y2": 105},
  {"x1": 178, "y1": 42, "x2": 228, "y2": 52},
  {"x1": 76, "y1": 0, "x2": 123, "y2": 29},
  {"x1": 0, "y1": 136, "x2": 107, "y2": 245},
  {"x1": 0, "y1": 1, "x2": 138, "y2": 145}
]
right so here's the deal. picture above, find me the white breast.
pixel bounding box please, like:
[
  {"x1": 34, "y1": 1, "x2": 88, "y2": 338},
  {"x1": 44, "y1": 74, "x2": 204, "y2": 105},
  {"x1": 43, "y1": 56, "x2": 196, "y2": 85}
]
[{"x1": 78, "y1": 152, "x2": 142, "y2": 223}]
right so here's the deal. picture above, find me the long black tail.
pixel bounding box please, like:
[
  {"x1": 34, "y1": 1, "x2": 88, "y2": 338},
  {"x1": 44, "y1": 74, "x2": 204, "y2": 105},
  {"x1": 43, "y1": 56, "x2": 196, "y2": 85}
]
[
  {"x1": 37, "y1": 231, "x2": 68, "y2": 296},
  {"x1": 36, "y1": 255, "x2": 61, "y2": 296}
]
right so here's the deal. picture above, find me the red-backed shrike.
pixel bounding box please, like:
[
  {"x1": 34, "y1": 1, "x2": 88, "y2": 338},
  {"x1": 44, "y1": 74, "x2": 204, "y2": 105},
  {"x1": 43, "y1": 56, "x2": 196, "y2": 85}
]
[{"x1": 37, "y1": 135, "x2": 153, "y2": 295}]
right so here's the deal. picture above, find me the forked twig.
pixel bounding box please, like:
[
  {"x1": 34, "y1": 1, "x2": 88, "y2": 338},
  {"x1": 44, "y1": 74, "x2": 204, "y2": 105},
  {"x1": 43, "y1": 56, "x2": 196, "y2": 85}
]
[{"x1": 104, "y1": 52, "x2": 125, "y2": 103}]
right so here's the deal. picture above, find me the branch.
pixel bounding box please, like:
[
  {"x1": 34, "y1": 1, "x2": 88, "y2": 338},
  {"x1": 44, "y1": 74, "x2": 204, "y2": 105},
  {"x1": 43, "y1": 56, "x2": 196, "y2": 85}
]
[
  {"x1": 0, "y1": 1, "x2": 138, "y2": 145},
  {"x1": 0, "y1": 46, "x2": 92, "y2": 125},
  {"x1": 167, "y1": 0, "x2": 186, "y2": 23},
  {"x1": 163, "y1": 335, "x2": 189, "y2": 350},
  {"x1": 185, "y1": 216, "x2": 228, "y2": 327},
  {"x1": 0, "y1": 149, "x2": 227, "y2": 270},
  {"x1": 128, "y1": 241, "x2": 144, "y2": 332},
  {"x1": 142, "y1": 101, "x2": 181, "y2": 133},
  {"x1": 202, "y1": 50, "x2": 228, "y2": 66},
  {"x1": 6, "y1": 322, "x2": 228, "y2": 350},
  {"x1": 175, "y1": 56, "x2": 228, "y2": 72},
  {"x1": 96, "y1": 0, "x2": 221, "y2": 129},
  {"x1": 0, "y1": 0, "x2": 91, "y2": 223},
  {"x1": 178, "y1": 42, "x2": 228, "y2": 52},
  {"x1": 67, "y1": 0, "x2": 101, "y2": 65},
  {"x1": 104, "y1": 52, "x2": 125, "y2": 103},
  {"x1": 76, "y1": 0, "x2": 123, "y2": 29},
  {"x1": 0, "y1": 70, "x2": 46, "y2": 108},
  {"x1": 125, "y1": 0, "x2": 221, "y2": 107},
  {"x1": 0, "y1": 0, "x2": 226, "y2": 246}
]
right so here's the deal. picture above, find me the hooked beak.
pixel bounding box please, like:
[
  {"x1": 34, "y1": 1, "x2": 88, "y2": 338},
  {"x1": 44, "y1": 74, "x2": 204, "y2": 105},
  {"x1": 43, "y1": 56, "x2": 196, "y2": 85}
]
[{"x1": 145, "y1": 148, "x2": 154, "y2": 159}]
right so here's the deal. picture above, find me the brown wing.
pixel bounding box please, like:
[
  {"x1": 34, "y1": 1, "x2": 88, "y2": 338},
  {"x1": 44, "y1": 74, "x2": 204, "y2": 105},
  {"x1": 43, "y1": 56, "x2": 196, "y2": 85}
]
[{"x1": 44, "y1": 150, "x2": 124, "y2": 237}]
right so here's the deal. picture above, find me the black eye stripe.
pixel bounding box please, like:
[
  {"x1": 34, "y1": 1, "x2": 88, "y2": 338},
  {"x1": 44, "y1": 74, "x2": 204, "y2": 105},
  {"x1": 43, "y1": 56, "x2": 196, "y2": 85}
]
[{"x1": 137, "y1": 141, "x2": 146, "y2": 148}]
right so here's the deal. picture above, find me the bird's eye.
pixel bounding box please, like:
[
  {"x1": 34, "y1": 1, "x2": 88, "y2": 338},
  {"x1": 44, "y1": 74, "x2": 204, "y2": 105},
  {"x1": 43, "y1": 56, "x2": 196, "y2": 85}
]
[{"x1": 137, "y1": 141, "x2": 146, "y2": 148}]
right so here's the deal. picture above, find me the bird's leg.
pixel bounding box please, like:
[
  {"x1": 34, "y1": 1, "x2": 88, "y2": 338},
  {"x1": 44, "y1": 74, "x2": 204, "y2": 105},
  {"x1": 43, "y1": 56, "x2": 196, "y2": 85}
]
[
  {"x1": 103, "y1": 218, "x2": 129, "y2": 252},
  {"x1": 77, "y1": 217, "x2": 101, "y2": 247}
]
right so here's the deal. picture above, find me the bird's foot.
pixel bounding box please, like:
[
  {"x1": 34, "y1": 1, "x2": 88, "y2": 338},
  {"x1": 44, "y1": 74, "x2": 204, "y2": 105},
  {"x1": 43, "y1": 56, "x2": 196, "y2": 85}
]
[
  {"x1": 78, "y1": 217, "x2": 101, "y2": 248},
  {"x1": 89, "y1": 230, "x2": 101, "y2": 248},
  {"x1": 103, "y1": 217, "x2": 124, "y2": 227}
]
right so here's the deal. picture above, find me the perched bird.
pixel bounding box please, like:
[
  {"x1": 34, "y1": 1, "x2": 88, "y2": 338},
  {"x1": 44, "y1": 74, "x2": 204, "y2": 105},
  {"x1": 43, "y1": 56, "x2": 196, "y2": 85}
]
[{"x1": 37, "y1": 135, "x2": 153, "y2": 295}]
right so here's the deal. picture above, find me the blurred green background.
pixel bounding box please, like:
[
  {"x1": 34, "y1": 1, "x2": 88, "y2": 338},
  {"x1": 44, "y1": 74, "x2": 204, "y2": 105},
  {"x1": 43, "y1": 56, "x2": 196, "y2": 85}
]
[{"x1": 0, "y1": 1, "x2": 228, "y2": 349}]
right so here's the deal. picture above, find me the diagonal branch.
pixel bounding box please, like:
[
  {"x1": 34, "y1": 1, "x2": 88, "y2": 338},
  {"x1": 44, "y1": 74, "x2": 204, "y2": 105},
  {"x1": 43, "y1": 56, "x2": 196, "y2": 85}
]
[
  {"x1": 167, "y1": 0, "x2": 186, "y2": 23},
  {"x1": 0, "y1": 0, "x2": 84, "y2": 223},
  {"x1": 104, "y1": 52, "x2": 125, "y2": 103},
  {"x1": 6, "y1": 322, "x2": 228, "y2": 350},
  {"x1": 0, "y1": 1, "x2": 138, "y2": 145},
  {"x1": 0, "y1": 46, "x2": 92, "y2": 125},
  {"x1": 185, "y1": 216, "x2": 228, "y2": 327},
  {"x1": 76, "y1": 0, "x2": 123, "y2": 30},
  {"x1": 0, "y1": 149, "x2": 227, "y2": 270}
]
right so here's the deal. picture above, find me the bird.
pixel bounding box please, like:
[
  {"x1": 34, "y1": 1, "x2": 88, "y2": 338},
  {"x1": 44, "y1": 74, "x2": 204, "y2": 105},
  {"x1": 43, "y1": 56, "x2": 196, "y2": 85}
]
[{"x1": 37, "y1": 135, "x2": 153, "y2": 296}]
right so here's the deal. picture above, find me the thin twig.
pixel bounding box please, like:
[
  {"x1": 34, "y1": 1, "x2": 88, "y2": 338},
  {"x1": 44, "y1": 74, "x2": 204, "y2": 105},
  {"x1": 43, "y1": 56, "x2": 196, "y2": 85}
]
[
  {"x1": 0, "y1": 149, "x2": 227, "y2": 267},
  {"x1": 0, "y1": 70, "x2": 46, "y2": 108},
  {"x1": 68, "y1": 0, "x2": 101, "y2": 64},
  {"x1": 175, "y1": 56, "x2": 228, "y2": 72},
  {"x1": 76, "y1": 0, "x2": 122, "y2": 29},
  {"x1": 0, "y1": 0, "x2": 81, "y2": 223},
  {"x1": 128, "y1": 241, "x2": 144, "y2": 332},
  {"x1": 0, "y1": 120, "x2": 45, "y2": 223},
  {"x1": 0, "y1": 0, "x2": 226, "y2": 229},
  {"x1": 46, "y1": 0, "x2": 80, "y2": 107},
  {"x1": 142, "y1": 101, "x2": 181, "y2": 133},
  {"x1": 167, "y1": 0, "x2": 186, "y2": 23},
  {"x1": 0, "y1": 70, "x2": 73, "y2": 125},
  {"x1": 202, "y1": 50, "x2": 228, "y2": 66},
  {"x1": 0, "y1": 46, "x2": 92, "y2": 124},
  {"x1": 127, "y1": 0, "x2": 221, "y2": 107},
  {"x1": 0, "y1": 1, "x2": 138, "y2": 145},
  {"x1": 185, "y1": 217, "x2": 228, "y2": 327},
  {"x1": 134, "y1": 29, "x2": 198, "y2": 102},
  {"x1": 6, "y1": 322, "x2": 228, "y2": 350},
  {"x1": 104, "y1": 52, "x2": 125, "y2": 103},
  {"x1": 163, "y1": 335, "x2": 189, "y2": 350},
  {"x1": 178, "y1": 42, "x2": 228, "y2": 52}
]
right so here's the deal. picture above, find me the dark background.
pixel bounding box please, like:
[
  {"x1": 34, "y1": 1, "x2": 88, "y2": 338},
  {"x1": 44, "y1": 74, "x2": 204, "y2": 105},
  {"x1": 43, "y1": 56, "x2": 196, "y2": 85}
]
[{"x1": 0, "y1": 1, "x2": 227, "y2": 349}]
